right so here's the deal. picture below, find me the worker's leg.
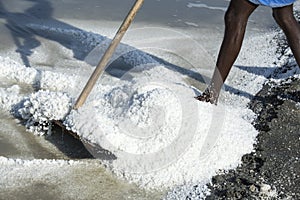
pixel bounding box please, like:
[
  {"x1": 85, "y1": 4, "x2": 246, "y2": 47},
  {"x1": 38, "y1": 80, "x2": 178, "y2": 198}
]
[
  {"x1": 273, "y1": 4, "x2": 300, "y2": 66},
  {"x1": 196, "y1": 0, "x2": 258, "y2": 104}
]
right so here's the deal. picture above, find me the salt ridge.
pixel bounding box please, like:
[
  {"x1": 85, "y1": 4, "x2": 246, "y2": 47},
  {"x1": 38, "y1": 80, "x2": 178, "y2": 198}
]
[{"x1": 0, "y1": 156, "x2": 93, "y2": 189}]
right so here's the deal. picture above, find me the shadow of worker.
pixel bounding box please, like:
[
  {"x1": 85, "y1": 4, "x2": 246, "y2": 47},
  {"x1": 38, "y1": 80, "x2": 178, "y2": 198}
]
[
  {"x1": 0, "y1": 0, "x2": 106, "y2": 68},
  {"x1": 0, "y1": 0, "x2": 45, "y2": 67}
]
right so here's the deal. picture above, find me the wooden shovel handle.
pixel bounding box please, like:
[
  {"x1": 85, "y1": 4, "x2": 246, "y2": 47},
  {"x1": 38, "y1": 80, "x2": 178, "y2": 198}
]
[{"x1": 74, "y1": 0, "x2": 144, "y2": 110}]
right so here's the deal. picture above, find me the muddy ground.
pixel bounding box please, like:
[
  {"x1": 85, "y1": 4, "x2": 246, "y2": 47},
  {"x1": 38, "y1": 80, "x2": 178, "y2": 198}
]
[{"x1": 203, "y1": 76, "x2": 300, "y2": 200}]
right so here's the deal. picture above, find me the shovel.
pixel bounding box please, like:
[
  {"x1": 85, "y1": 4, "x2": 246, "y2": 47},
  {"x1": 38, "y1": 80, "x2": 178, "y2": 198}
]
[{"x1": 54, "y1": 0, "x2": 145, "y2": 155}]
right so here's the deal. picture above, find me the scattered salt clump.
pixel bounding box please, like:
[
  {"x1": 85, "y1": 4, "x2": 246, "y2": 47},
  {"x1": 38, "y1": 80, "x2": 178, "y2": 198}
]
[{"x1": 14, "y1": 90, "x2": 73, "y2": 135}]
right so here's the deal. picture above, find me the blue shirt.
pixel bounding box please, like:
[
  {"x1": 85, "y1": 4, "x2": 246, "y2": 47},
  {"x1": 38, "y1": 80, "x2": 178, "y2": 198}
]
[{"x1": 248, "y1": 0, "x2": 297, "y2": 7}]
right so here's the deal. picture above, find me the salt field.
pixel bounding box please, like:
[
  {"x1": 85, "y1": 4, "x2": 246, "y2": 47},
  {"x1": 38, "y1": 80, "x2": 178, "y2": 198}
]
[{"x1": 0, "y1": 0, "x2": 299, "y2": 199}]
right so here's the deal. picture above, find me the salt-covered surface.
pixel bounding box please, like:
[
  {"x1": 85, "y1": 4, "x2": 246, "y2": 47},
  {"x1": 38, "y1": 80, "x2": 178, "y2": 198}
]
[
  {"x1": 1, "y1": 0, "x2": 299, "y2": 199},
  {"x1": 0, "y1": 28, "x2": 270, "y2": 198},
  {"x1": 64, "y1": 62, "x2": 258, "y2": 189},
  {"x1": 0, "y1": 156, "x2": 84, "y2": 189},
  {"x1": 0, "y1": 156, "x2": 164, "y2": 200},
  {"x1": 1, "y1": 41, "x2": 259, "y2": 190}
]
